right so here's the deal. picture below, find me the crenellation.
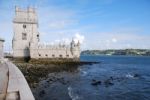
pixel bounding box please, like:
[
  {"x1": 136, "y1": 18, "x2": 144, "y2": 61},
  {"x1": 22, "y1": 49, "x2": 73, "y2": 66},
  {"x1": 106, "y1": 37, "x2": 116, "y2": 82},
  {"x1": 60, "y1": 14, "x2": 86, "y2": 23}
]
[{"x1": 14, "y1": 6, "x2": 38, "y2": 24}]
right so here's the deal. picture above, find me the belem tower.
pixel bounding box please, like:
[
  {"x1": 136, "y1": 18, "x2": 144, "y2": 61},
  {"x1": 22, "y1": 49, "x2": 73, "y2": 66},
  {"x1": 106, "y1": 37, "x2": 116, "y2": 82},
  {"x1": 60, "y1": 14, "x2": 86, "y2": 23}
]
[{"x1": 12, "y1": 6, "x2": 80, "y2": 60}]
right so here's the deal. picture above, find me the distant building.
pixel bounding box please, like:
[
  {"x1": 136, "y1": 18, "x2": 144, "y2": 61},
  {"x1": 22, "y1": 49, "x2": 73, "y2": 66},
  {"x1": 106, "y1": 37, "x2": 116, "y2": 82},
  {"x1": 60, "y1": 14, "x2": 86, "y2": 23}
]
[
  {"x1": 12, "y1": 6, "x2": 80, "y2": 60},
  {"x1": 0, "y1": 38, "x2": 4, "y2": 58}
]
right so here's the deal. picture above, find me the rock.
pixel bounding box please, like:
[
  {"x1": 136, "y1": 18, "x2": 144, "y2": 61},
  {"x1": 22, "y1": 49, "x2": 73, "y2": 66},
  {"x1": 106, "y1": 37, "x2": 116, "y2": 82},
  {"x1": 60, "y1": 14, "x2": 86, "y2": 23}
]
[
  {"x1": 46, "y1": 80, "x2": 50, "y2": 83},
  {"x1": 134, "y1": 74, "x2": 140, "y2": 78},
  {"x1": 39, "y1": 90, "x2": 46, "y2": 97},
  {"x1": 110, "y1": 76, "x2": 113, "y2": 80},
  {"x1": 59, "y1": 77, "x2": 69, "y2": 85},
  {"x1": 104, "y1": 79, "x2": 114, "y2": 87},
  {"x1": 91, "y1": 80, "x2": 101, "y2": 86},
  {"x1": 92, "y1": 79, "x2": 97, "y2": 82}
]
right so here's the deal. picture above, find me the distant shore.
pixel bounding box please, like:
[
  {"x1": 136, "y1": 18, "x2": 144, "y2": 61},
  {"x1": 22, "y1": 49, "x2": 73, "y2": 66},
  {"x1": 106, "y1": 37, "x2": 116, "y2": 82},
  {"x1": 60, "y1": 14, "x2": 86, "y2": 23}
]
[{"x1": 81, "y1": 49, "x2": 150, "y2": 56}]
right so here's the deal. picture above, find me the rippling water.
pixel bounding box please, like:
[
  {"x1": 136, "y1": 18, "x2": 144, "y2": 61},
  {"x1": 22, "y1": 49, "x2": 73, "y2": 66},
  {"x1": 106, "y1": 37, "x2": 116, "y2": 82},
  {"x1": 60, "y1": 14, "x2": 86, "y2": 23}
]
[{"x1": 32, "y1": 55, "x2": 150, "y2": 100}]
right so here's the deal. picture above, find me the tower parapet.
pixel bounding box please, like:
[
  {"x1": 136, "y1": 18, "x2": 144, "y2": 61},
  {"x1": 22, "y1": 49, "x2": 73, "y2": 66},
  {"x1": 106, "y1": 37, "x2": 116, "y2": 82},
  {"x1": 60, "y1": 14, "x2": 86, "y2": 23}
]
[
  {"x1": 70, "y1": 39, "x2": 80, "y2": 58},
  {"x1": 13, "y1": 6, "x2": 38, "y2": 24}
]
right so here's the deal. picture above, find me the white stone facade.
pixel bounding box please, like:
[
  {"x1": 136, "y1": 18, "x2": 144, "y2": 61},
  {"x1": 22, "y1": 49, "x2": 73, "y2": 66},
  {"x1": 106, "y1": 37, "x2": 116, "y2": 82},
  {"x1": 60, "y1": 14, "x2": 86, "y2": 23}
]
[
  {"x1": 0, "y1": 38, "x2": 4, "y2": 58},
  {"x1": 12, "y1": 6, "x2": 80, "y2": 59}
]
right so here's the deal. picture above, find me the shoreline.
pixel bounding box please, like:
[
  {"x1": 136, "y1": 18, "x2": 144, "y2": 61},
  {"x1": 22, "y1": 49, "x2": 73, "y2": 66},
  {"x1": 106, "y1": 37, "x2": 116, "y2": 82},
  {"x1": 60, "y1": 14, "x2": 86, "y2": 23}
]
[{"x1": 13, "y1": 60, "x2": 100, "y2": 88}]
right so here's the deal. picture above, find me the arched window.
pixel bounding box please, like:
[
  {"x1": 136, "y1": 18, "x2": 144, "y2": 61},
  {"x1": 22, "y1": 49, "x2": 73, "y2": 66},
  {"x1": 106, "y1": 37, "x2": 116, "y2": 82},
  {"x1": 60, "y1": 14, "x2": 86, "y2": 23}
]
[
  {"x1": 22, "y1": 33, "x2": 27, "y2": 40},
  {"x1": 59, "y1": 55, "x2": 62, "y2": 58},
  {"x1": 23, "y1": 24, "x2": 26, "y2": 28},
  {"x1": 52, "y1": 54, "x2": 55, "y2": 58},
  {"x1": 37, "y1": 34, "x2": 39, "y2": 37}
]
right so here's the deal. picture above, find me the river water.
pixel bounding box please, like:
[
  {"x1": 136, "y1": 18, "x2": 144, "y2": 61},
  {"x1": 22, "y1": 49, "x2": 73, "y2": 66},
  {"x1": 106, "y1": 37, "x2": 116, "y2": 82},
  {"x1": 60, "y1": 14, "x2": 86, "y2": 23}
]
[{"x1": 32, "y1": 55, "x2": 150, "y2": 100}]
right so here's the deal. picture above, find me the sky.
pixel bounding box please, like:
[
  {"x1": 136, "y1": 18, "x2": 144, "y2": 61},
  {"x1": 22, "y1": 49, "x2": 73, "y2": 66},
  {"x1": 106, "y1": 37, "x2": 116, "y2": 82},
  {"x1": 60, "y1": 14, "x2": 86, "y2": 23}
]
[{"x1": 0, "y1": 0, "x2": 150, "y2": 51}]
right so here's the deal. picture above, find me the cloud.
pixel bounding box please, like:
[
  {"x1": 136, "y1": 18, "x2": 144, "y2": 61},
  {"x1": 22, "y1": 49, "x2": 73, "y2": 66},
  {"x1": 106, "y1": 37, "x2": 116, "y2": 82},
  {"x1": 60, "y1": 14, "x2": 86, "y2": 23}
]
[
  {"x1": 53, "y1": 38, "x2": 70, "y2": 45},
  {"x1": 62, "y1": 38, "x2": 71, "y2": 45},
  {"x1": 74, "y1": 33, "x2": 85, "y2": 44},
  {"x1": 40, "y1": 33, "x2": 85, "y2": 47},
  {"x1": 112, "y1": 38, "x2": 117, "y2": 43},
  {"x1": 48, "y1": 19, "x2": 78, "y2": 29},
  {"x1": 90, "y1": 32, "x2": 150, "y2": 50}
]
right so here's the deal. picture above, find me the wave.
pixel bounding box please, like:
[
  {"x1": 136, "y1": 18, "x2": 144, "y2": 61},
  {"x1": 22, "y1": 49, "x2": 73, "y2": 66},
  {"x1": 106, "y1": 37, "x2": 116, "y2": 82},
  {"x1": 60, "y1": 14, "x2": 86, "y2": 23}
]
[
  {"x1": 125, "y1": 73, "x2": 134, "y2": 78},
  {"x1": 68, "y1": 86, "x2": 80, "y2": 100},
  {"x1": 78, "y1": 68, "x2": 88, "y2": 76},
  {"x1": 125, "y1": 73, "x2": 140, "y2": 79}
]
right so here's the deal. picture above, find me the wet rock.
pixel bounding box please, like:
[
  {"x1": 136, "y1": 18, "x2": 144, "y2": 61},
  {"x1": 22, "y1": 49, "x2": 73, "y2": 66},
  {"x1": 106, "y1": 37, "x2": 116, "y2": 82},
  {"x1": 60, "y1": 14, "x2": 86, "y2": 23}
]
[
  {"x1": 91, "y1": 79, "x2": 101, "y2": 86},
  {"x1": 39, "y1": 90, "x2": 46, "y2": 97},
  {"x1": 44, "y1": 85, "x2": 48, "y2": 88},
  {"x1": 59, "y1": 77, "x2": 69, "y2": 85},
  {"x1": 46, "y1": 80, "x2": 50, "y2": 83},
  {"x1": 32, "y1": 82, "x2": 38, "y2": 88},
  {"x1": 110, "y1": 76, "x2": 113, "y2": 80},
  {"x1": 134, "y1": 74, "x2": 140, "y2": 78},
  {"x1": 104, "y1": 79, "x2": 114, "y2": 87}
]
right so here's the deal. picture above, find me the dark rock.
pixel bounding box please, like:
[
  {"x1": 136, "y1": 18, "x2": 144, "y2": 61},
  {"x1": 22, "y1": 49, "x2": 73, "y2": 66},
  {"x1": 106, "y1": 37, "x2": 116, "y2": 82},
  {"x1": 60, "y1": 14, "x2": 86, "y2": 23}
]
[
  {"x1": 92, "y1": 79, "x2": 97, "y2": 82},
  {"x1": 104, "y1": 79, "x2": 114, "y2": 86},
  {"x1": 134, "y1": 74, "x2": 140, "y2": 78},
  {"x1": 110, "y1": 76, "x2": 113, "y2": 80},
  {"x1": 39, "y1": 90, "x2": 46, "y2": 97},
  {"x1": 91, "y1": 80, "x2": 101, "y2": 86},
  {"x1": 49, "y1": 78, "x2": 53, "y2": 81},
  {"x1": 59, "y1": 78, "x2": 69, "y2": 85}
]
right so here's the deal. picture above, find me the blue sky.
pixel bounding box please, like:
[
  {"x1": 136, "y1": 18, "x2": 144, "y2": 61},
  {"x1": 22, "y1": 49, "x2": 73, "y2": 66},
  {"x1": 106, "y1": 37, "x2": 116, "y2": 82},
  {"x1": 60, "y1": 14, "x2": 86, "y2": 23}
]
[{"x1": 0, "y1": 0, "x2": 150, "y2": 51}]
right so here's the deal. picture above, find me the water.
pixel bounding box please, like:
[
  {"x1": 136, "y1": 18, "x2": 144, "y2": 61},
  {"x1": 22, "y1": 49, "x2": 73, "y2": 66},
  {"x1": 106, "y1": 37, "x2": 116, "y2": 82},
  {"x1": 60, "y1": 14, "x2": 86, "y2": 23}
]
[{"x1": 32, "y1": 55, "x2": 150, "y2": 100}]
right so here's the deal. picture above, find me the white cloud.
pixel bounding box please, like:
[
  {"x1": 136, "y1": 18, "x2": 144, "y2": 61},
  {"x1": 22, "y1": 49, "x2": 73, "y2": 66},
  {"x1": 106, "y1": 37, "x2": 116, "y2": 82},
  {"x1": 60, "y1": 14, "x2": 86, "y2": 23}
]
[
  {"x1": 112, "y1": 38, "x2": 117, "y2": 43},
  {"x1": 40, "y1": 33, "x2": 85, "y2": 47},
  {"x1": 62, "y1": 38, "x2": 71, "y2": 45},
  {"x1": 86, "y1": 31, "x2": 150, "y2": 50},
  {"x1": 74, "y1": 33, "x2": 85, "y2": 44},
  {"x1": 48, "y1": 20, "x2": 78, "y2": 29}
]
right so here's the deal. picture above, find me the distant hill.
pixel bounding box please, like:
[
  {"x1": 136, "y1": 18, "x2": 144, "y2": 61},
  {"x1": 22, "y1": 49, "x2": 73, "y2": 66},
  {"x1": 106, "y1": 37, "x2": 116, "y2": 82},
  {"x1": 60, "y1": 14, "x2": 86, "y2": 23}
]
[{"x1": 81, "y1": 49, "x2": 150, "y2": 56}]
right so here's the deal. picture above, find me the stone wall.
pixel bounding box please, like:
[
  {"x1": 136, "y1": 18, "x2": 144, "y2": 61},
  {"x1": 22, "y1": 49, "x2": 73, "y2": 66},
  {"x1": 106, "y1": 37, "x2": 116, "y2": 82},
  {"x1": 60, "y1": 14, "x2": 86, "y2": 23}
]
[{"x1": 30, "y1": 43, "x2": 74, "y2": 59}]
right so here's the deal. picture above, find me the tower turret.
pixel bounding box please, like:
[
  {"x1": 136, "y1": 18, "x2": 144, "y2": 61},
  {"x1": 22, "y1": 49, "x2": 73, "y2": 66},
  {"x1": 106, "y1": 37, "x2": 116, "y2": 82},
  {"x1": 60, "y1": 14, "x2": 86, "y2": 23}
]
[{"x1": 70, "y1": 39, "x2": 80, "y2": 58}]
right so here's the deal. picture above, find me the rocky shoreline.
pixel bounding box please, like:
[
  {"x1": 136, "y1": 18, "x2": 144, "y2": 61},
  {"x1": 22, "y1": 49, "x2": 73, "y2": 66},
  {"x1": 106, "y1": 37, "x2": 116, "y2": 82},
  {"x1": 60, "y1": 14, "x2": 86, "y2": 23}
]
[{"x1": 13, "y1": 60, "x2": 99, "y2": 88}]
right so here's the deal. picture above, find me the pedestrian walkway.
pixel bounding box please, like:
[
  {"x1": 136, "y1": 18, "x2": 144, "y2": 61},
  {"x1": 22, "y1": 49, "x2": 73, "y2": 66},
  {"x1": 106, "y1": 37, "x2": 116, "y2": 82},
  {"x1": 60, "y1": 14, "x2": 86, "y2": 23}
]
[
  {"x1": 0, "y1": 62, "x2": 9, "y2": 100},
  {"x1": 0, "y1": 59, "x2": 35, "y2": 100}
]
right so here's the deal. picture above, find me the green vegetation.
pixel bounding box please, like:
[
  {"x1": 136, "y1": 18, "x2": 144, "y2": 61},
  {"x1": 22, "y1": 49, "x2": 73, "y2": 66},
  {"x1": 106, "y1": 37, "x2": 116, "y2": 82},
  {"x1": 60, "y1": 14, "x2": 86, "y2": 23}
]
[{"x1": 81, "y1": 49, "x2": 150, "y2": 56}]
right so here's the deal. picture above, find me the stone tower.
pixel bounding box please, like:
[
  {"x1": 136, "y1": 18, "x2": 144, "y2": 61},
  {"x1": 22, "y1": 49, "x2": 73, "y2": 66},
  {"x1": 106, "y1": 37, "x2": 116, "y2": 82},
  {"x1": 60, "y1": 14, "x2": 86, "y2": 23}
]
[
  {"x1": 12, "y1": 6, "x2": 39, "y2": 58},
  {"x1": 70, "y1": 39, "x2": 80, "y2": 58}
]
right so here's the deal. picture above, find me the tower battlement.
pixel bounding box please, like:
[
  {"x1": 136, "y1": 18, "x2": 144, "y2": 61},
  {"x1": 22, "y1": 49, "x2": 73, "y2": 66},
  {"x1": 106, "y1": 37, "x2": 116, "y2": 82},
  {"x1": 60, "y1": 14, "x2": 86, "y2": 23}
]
[{"x1": 13, "y1": 6, "x2": 38, "y2": 24}]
